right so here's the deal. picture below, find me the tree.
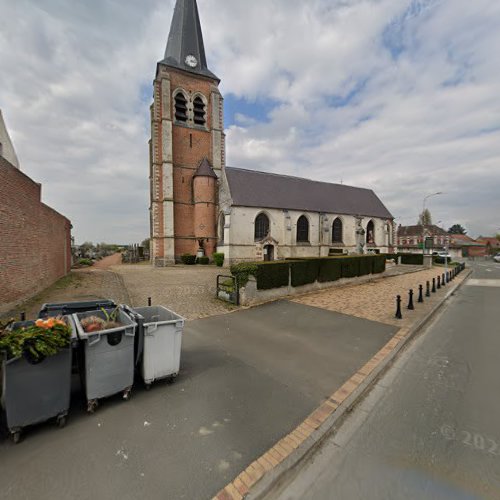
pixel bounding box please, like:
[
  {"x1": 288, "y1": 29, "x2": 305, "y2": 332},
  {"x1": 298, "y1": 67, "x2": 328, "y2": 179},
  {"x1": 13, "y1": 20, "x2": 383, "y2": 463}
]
[
  {"x1": 418, "y1": 209, "x2": 432, "y2": 226},
  {"x1": 448, "y1": 224, "x2": 467, "y2": 235},
  {"x1": 141, "y1": 238, "x2": 150, "y2": 251}
]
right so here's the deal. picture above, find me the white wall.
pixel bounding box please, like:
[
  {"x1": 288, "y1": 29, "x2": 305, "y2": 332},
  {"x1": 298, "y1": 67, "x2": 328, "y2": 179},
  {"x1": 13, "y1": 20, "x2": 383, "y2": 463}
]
[{"x1": 217, "y1": 205, "x2": 393, "y2": 264}]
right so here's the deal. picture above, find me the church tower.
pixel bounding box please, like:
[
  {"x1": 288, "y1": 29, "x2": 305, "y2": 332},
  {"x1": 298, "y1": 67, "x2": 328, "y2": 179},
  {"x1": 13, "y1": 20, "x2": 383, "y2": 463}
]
[{"x1": 150, "y1": 0, "x2": 225, "y2": 266}]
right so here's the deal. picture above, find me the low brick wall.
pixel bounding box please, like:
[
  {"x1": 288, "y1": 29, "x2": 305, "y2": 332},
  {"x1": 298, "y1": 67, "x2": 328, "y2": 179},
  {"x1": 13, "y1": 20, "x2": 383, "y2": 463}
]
[{"x1": 0, "y1": 157, "x2": 71, "y2": 313}]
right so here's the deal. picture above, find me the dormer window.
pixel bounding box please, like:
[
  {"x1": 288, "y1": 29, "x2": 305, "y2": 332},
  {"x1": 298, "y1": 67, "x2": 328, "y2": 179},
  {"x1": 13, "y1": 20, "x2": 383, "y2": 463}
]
[
  {"x1": 174, "y1": 92, "x2": 188, "y2": 122},
  {"x1": 193, "y1": 96, "x2": 206, "y2": 126}
]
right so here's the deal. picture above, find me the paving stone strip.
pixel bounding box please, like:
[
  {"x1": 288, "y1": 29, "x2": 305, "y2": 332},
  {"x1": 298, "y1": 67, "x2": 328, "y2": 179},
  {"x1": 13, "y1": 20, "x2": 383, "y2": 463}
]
[{"x1": 213, "y1": 268, "x2": 469, "y2": 500}]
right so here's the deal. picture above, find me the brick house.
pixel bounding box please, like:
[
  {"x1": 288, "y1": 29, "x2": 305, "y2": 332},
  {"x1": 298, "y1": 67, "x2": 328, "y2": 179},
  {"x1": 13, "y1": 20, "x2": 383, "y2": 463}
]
[
  {"x1": 149, "y1": 0, "x2": 395, "y2": 266},
  {"x1": 477, "y1": 237, "x2": 500, "y2": 255},
  {"x1": 396, "y1": 224, "x2": 448, "y2": 253},
  {"x1": 0, "y1": 110, "x2": 72, "y2": 313}
]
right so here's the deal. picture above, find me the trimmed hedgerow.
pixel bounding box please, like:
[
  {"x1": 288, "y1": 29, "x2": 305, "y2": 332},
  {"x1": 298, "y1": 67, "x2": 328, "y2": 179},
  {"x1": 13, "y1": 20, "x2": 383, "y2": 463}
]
[
  {"x1": 358, "y1": 256, "x2": 373, "y2": 276},
  {"x1": 372, "y1": 255, "x2": 386, "y2": 274},
  {"x1": 290, "y1": 259, "x2": 321, "y2": 287},
  {"x1": 341, "y1": 257, "x2": 361, "y2": 278},
  {"x1": 318, "y1": 258, "x2": 342, "y2": 283},
  {"x1": 196, "y1": 257, "x2": 210, "y2": 265},
  {"x1": 230, "y1": 262, "x2": 258, "y2": 287},
  {"x1": 399, "y1": 253, "x2": 424, "y2": 265},
  {"x1": 255, "y1": 262, "x2": 290, "y2": 290}
]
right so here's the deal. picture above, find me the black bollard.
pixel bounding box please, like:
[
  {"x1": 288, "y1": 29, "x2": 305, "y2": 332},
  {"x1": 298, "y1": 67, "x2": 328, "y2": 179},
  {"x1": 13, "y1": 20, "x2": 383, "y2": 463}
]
[
  {"x1": 442, "y1": 273, "x2": 446, "y2": 286},
  {"x1": 418, "y1": 284, "x2": 424, "y2": 303},
  {"x1": 426, "y1": 281, "x2": 431, "y2": 297},
  {"x1": 20, "y1": 312, "x2": 26, "y2": 321},
  {"x1": 408, "y1": 289, "x2": 415, "y2": 310},
  {"x1": 432, "y1": 278, "x2": 436, "y2": 293},
  {"x1": 446, "y1": 272, "x2": 450, "y2": 283},
  {"x1": 395, "y1": 295, "x2": 403, "y2": 319},
  {"x1": 148, "y1": 297, "x2": 152, "y2": 306},
  {"x1": 437, "y1": 276, "x2": 441, "y2": 289}
]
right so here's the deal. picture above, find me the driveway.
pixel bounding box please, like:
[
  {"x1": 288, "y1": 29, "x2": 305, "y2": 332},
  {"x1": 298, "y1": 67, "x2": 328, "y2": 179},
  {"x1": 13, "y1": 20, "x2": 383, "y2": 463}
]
[{"x1": 0, "y1": 301, "x2": 397, "y2": 500}]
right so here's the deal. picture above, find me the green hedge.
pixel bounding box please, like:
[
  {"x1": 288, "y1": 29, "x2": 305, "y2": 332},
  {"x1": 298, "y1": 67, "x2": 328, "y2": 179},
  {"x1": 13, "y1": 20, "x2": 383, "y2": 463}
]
[
  {"x1": 197, "y1": 256, "x2": 209, "y2": 265},
  {"x1": 213, "y1": 252, "x2": 225, "y2": 267},
  {"x1": 341, "y1": 257, "x2": 361, "y2": 278},
  {"x1": 231, "y1": 255, "x2": 387, "y2": 291},
  {"x1": 399, "y1": 253, "x2": 424, "y2": 265},
  {"x1": 230, "y1": 262, "x2": 258, "y2": 287},
  {"x1": 372, "y1": 255, "x2": 386, "y2": 274},
  {"x1": 255, "y1": 262, "x2": 290, "y2": 290},
  {"x1": 318, "y1": 259, "x2": 342, "y2": 283},
  {"x1": 290, "y1": 260, "x2": 320, "y2": 287},
  {"x1": 181, "y1": 254, "x2": 196, "y2": 265}
]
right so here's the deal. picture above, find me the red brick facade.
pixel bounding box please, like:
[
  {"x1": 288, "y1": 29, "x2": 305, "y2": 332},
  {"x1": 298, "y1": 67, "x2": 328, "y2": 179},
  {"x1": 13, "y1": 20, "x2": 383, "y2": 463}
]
[
  {"x1": 150, "y1": 64, "x2": 224, "y2": 265},
  {"x1": 0, "y1": 157, "x2": 72, "y2": 312}
]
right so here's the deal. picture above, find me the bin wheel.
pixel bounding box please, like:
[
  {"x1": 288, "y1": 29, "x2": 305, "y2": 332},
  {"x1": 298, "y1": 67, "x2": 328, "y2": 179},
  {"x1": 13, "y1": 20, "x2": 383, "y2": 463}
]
[
  {"x1": 57, "y1": 415, "x2": 67, "y2": 428},
  {"x1": 123, "y1": 389, "x2": 132, "y2": 401},
  {"x1": 87, "y1": 399, "x2": 99, "y2": 414},
  {"x1": 11, "y1": 431, "x2": 21, "y2": 444},
  {"x1": 145, "y1": 383, "x2": 152, "y2": 391},
  {"x1": 167, "y1": 374, "x2": 178, "y2": 384}
]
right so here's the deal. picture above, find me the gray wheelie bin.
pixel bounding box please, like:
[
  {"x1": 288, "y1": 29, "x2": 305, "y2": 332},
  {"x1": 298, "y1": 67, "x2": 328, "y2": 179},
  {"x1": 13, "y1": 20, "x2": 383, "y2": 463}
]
[
  {"x1": 73, "y1": 308, "x2": 136, "y2": 413},
  {"x1": 125, "y1": 306, "x2": 184, "y2": 389},
  {"x1": 0, "y1": 317, "x2": 76, "y2": 443}
]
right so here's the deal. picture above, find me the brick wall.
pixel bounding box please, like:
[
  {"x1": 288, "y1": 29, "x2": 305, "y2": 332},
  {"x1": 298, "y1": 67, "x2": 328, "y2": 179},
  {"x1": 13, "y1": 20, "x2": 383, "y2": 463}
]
[{"x1": 0, "y1": 157, "x2": 71, "y2": 313}]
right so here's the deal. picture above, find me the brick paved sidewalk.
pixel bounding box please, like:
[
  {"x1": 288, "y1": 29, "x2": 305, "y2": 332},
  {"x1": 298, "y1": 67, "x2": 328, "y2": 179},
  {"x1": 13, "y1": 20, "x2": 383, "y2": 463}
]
[{"x1": 294, "y1": 267, "x2": 463, "y2": 327}]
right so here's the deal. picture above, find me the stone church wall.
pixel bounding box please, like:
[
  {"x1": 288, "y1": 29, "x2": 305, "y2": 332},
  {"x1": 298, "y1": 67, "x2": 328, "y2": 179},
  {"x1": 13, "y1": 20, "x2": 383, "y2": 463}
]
[
  {"x1": 0, "y1": 158, "x2": 72, "y2": 313},
  {"x1": 218, "y1": 206, "x2": 392, "y2": 265}
]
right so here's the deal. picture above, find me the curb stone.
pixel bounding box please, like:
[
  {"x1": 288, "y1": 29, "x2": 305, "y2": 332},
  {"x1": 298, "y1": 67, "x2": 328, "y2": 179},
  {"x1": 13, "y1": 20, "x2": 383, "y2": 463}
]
[{"x1": 213, "y1": 268, "x2": 472, "y2": 500}]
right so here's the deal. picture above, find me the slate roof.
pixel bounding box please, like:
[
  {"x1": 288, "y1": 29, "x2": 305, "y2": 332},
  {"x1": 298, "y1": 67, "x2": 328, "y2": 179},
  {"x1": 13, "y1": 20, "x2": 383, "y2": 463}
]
[
  {"x1": 194, "y1": 158, "x2": 217, "y2": 178},
  {"x1": 397, "y1": 225, "x2": 447, "y2": 237},
  {"x1": 225, "y1": 167, "x2": 393, "y2": 219},
  {"x1": 160, "y1": 0, "x2": 219, "y2": 81}
]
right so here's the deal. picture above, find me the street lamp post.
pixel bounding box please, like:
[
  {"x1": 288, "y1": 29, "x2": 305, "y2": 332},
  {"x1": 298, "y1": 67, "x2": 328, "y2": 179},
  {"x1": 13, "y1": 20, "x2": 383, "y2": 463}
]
[{"x1": 422, "y1": 192, "x2": 443, "y2": 257}]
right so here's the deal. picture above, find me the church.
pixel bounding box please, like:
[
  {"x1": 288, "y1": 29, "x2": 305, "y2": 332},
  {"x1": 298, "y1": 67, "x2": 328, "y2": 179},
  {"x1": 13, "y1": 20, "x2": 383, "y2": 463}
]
[{"x1": 149, "y1": 0, "x2": 395, "y2": 266}]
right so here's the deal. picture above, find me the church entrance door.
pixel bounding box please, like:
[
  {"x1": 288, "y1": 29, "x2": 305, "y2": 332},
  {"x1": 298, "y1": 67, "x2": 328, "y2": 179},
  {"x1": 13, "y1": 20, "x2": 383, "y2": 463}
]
[{"x1": 264, "y1": 245, "x2": 274, "y2": 262}]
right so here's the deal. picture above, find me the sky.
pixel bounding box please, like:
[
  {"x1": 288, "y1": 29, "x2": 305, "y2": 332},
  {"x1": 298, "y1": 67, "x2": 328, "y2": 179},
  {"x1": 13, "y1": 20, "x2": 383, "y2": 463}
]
[{"x1": 0, "y1": 0, "x2": 499, "y2": 243}]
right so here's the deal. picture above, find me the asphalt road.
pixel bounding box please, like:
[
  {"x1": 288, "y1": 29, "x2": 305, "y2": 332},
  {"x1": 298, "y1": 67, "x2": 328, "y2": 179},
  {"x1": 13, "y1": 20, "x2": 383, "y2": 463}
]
[
  {"x1": 272, "y1": 260, "x2": 500, "y2": 500},
  {"x1": 0, "y1": 301, "x2": 396, "y2": 500}
]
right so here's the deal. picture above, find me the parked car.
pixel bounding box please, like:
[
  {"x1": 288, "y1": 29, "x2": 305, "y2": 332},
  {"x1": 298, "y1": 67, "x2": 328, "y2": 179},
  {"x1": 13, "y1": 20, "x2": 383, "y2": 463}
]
[
  {"x1": 494, "y1": 253, "x2": 500, "y2": 263},
  {"x1": 432, "y1": 251, "x2": 451, "y2": 259}
]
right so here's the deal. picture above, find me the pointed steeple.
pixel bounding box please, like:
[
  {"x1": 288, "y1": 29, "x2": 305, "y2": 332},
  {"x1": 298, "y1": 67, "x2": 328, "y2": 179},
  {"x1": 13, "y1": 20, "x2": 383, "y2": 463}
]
[{"x1": 160, "y1": 0, "x2": 219, "y2": 81}]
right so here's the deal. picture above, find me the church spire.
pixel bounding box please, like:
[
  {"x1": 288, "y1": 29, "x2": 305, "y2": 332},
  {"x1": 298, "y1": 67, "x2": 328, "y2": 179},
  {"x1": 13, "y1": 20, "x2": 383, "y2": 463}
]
[{"x1": 161, "y1": 0, "x2": 219, "y2": 81}]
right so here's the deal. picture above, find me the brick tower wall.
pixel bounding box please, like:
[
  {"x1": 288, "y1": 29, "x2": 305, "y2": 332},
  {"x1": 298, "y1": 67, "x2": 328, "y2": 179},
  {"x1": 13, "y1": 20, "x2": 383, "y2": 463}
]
[{"x1": 150, "y1": 64, "x2": 224, "y2": 264}]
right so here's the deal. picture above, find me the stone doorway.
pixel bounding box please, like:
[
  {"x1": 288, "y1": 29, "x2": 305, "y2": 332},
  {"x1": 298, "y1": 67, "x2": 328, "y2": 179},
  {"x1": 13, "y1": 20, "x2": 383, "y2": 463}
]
[{"x1": 264, "y1": 245, "x2": 275, "y2": 262}]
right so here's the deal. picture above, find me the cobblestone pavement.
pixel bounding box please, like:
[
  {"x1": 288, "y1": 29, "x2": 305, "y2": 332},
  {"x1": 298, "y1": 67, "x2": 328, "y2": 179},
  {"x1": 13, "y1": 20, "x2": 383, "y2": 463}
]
[
  {"x1": 112, "y1": 264, "x2": 236, "y2": 320},
  {"x1": 293, "y1": 266, "x2": 465, "y2": 327}
]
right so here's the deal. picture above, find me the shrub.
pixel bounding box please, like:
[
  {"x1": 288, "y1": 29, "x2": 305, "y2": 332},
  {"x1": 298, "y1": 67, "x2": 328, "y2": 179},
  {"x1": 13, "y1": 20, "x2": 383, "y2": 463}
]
[
  {"x1": 433, "y1": 256, "x2": 452, "y2": 265},
  {"x1": 213, "y1": 252, "x2": 225, "y2": 267},
  {"x1": 290, "y1": 259, "x2": 320, "y2": 287},
  {"x1": 341, "y1": 257, "x2": 361, "y2": 278},
  {"x1": 230, "y1": 262, "x2": 258, "y2": 287},
  {"x1": 197, "y1": 257, "x2": 210, "y2": 265},
  {"x1": 358, "y1": 256, "x2": 373, "y2": 276},
  {"x1": 372, "y1": 255, "x2": 386, "y2": 274},
  {"x1": 181, "y1": 254, "x2": 196, "y2": 265},
  {"x1": 256, "y1": 262, "x2": 290, "y2": 290},
  {"x1": 78, "y1": 258, "x2": 93, "y2": 267},
  {"x1": 399, "y1": 253, "x2": 424, "y2": 265},
  {"x1": 318, "y1": 258, "x2": 342, "y2": 283}
]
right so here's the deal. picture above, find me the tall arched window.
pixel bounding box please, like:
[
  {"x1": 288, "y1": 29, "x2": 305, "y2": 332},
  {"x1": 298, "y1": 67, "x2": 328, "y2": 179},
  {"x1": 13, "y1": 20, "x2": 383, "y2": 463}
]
[
  {"x1": 297, "y1": 216, "x2": 309, "y2": 243},
  {"x1": 366, "y1": 220, "x2": 375, "y2": 244},
  {"x1": 193, "y1": 96, "x2": 206, "y2": 126},
  {"x1": 332, "y1": 218, "x2": 343, "y2": 243},
  {"x1": 218, "y1": 213, "x2": 225, "y2": 244},
  {"x1": 174, "y1": 92, "x2": 188, "y2": 122},
  {"x1": 255, "y1": 213, "x2": 270, "y2": 241}
]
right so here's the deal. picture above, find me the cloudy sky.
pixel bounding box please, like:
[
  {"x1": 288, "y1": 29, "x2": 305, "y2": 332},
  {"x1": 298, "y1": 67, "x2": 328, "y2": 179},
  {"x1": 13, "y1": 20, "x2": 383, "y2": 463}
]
[{"x1": 1, "y1": 0, "x2": 499, "y2": 243}]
